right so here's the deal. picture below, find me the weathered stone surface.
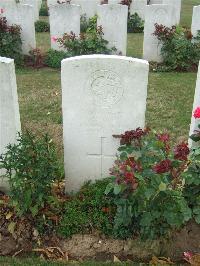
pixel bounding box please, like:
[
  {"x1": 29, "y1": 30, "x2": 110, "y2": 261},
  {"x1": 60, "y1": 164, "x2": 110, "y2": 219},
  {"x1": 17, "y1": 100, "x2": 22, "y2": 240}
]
[
  {"x1": 191, "y1": 5, "x2": 200, "y2": 37},
  {"x1": 162, "y1": 0, "x2": 181, "y2": 24},
  {"x1": 72, "y1": 0, "x2": 100, "y2": 19},
  {"x1": 143, "y1": 4, "x2": 177, "y2": 62},
  {"x1": 20, "y1": 0, "x2": 39, "y2": 21},
  {"x1": 130, "y1": 0, "x2": 147, "y2": 20},
  {"x1": 49, "y1": 3, "x2": 80, "y2": 51},
  {"x1": 61, "y1": 55, "x2": 149, "y2": 192},
  {"x1": 97, "y1": 4, "x2": 128, "y2": 55},
  {"x1": 0, "y1": 57, "x2": 21, "y2": 192}
]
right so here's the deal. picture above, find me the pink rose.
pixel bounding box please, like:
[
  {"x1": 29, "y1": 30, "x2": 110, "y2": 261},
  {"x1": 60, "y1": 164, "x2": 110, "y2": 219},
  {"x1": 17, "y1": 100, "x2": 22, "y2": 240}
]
[
  {"x1": 51, "y1": 36, "x2": 57, "y2": 43},
  {"x1": 193, "y1": 106, "x2": 200, "y2": 119}
]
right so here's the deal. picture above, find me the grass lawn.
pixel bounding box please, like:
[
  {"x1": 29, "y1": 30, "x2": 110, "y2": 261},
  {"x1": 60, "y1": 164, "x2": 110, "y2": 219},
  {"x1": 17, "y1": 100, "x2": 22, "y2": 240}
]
[{"x1": 0, "y1": 257, "x2": 147, "y2": 265}]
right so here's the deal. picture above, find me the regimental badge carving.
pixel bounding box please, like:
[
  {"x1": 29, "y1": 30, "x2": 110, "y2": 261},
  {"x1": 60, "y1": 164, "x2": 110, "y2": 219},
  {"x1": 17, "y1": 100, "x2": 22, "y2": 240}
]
[{"x1": 89, "y1": 69, "x2": 124, "y2": 108}]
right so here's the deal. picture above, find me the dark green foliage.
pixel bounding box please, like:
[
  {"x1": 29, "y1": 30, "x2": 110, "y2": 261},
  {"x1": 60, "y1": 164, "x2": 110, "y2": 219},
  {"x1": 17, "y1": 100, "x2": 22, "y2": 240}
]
[
  {"x1": 80, "y1": 14, "x2": 88, "y2": 33},
  {"x1": 57, "y1": 27, "x2": 116, "y2": 56},
  {"x1": 57, "y1": 179, "x2": 114, "y2": 238},
  {"x1": 35, "y1": 20, "x2": 50, "y2": 32},
  {"x1": 45, "y1": 49, "x2": 69, "y2": 68},
  {"x1": 81, "y1": 15, "x2": 97, "y2": 33},
  {"x1": 39, "y1": 1, "x2": 49, "y2": 16},
  {"x1": 105, "y1": 129, "x2": 192, "y2": 239},
  {"x1": 0, "y1": 132, "x2": 61, "y2": 217},
  {"x1": 0, "y1": 16, "x2": 23, "y2": 64},
  {"x1": 153, "y1": 24, "x2": 200, "y2": 71},
  {"x1": 127, "y1": 13, "x2": 144, "y2": 33}
]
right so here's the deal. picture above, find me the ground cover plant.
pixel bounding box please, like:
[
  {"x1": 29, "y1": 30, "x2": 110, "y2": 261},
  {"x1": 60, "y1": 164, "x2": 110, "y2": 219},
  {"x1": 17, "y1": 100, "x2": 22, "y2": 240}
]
[
  {"x1": 0, "y1": 11, "x2": 23, "y2": 64},
  {"x1": 153, "y1": 24, "x2": 200, "y2": 71}
]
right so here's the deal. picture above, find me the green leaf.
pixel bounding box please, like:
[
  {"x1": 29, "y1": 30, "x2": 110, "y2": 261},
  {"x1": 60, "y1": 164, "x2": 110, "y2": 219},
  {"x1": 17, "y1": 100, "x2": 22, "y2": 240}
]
[
  {"x1": 30, "y1": 205, "x2": 39, "y2": 217},
  {"x1": 114, "y1": 184, "x2": 121, "y2": 195},
  {"x1": 105, "y1": 183, "x2": 114, "y2": 195},
  {"x1": 159, "y1": 182, "x2": 167, "y2": 192}
]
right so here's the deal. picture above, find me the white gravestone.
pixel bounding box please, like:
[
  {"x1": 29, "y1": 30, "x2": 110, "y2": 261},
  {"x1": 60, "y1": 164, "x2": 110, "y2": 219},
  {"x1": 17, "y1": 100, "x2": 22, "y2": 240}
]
[
  {"x1": 0, "y1": 1, "x2": 36, "y2": 55},
  {"x1": 143, "y1": 4, "x2": 177, "y2": 62},
  {"x1": 150, "y1": 0, "x2": 162, "y2": 4},
  {"x1": 163, "y1": 0, "x2": 181, "y2": 25},
  {"x1": 130, "y1": 0, "x2": 147, "y2": 20},
  {"x1": 0, "y1": 57, "x2": 21, "y2": 192},
  {"x1": 97, "y1": 4, "x2": 128, "y2": 55},
  {"x1": 20, "y1": 0, "x2": 39, "y2": 21},
  {"x1": 61, "y1": 55, "x2": 149, "y2": 192},
  {"x1": 72, "y1": 0, "x2": 100, "y2": 19},
  {"x1": 189, "y1": 62, "x2": 200, "y2": 148},
  {"x1": 49, "y1": 3, "x2": 81, "y2": 51},
  {"x1": 191, "y1": 5, "x2": 200, "y2": 38}
]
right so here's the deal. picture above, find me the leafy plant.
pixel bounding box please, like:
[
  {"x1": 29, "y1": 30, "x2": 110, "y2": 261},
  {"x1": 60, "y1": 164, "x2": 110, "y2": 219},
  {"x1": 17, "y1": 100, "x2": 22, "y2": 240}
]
[
  {"x1": 0, "y1": 14, "x2": 23, "y2": 64},
  {"x1": 105, "y1": 128, "x2": 192, "y2": 239},
  {"x1": 80, "y1": 14, "x2": 88, "y2": 33},
  {"x1": 26, "y1": 48, "x2": 44, "y2": 68},
  {"x1": 39, "y1": 1, "x2": 49, "y2": 16},
  {"x1": 127, "y1": 13, "x2": 144, "y2": 33},
  {"x1": 35, "y1": 20, "x2": 50, "y2": 32},
  {"x1": 58, "y1": 179, "x2": 114, "y2": 238},
  {"x1": 45, "y1": 49, "x2": 69, "y2": 68},
  {"x1": 0, "y1": 132, "x2": 61, "y2": 218},
  {"x1": 57, "y1": 26, "x2": 116, "y2": 56},
  {"x1": 153, "y1": 24, "x2": 200, "y2": 71}
]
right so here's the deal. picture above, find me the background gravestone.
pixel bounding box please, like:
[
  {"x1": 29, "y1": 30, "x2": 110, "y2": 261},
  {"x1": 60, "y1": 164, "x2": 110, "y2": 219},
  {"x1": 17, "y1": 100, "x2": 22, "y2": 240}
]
[
  {"x1": 130, "y1": 0, "x2": 147, "y2": 19},
  {"x1": 49, "y1": 3, "x2": 81, "y2": 51},
  {"x1": 0, "y1": 57, "x2": 21, "y2": 192},
  {"x1": 20, "y1": 0, "x2": 39, "y2": 21},
  {"x1": 61, "y1": 55, "x2": 149, "y2": 192},
  {"x1": 191, "y1": 5, "x2": 200, "y2": 37},
  {"x1": 0, "y1": 1, "x2": 36, "y2": 55},
  {"x1": 97, "y1": 4, "x2": 128, "y2": 55},
  {"x1": 72, "y1": 0, "x2": 100, "y2": 19},
  {"x1": 163, "y1": 0, "x2": 181, "y2": 24},
  {"x1": 143, "y1": 4, "x2": 177, "y2": 62},
  {"x1": 189, "y1": 62, "x2": 200, "y2": 148}
]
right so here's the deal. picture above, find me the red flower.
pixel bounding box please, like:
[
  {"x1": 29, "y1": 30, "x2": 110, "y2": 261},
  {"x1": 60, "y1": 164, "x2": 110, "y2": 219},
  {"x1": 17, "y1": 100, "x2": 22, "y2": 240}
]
[
  {"x1": 174, "y1": 142, "x2": 189, "y2": 161},
  {"x1": 153, "y1": 159, "x2": 172, "y2": 174},
  {"x1": 193, "y1": 107, "x2": 200, "y2": 119},
  {"x1": 156, "y1": 133, "x2": 170, "y2": 143},
  {"x1": 120, "y1": 128, "x2": 148, "y2": 145}
]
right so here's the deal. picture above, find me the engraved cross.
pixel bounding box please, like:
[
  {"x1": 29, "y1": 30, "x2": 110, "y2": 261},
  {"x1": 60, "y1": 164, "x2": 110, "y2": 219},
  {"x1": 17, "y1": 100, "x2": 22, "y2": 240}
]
[{"x1": 87, "y1": 137, "x2": 115, "y2": 177}]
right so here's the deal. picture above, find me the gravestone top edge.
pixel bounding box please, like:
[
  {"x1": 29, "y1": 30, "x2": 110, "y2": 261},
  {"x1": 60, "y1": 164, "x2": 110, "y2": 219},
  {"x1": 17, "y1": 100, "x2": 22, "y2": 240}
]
[
  {"x1": 0, "y1": 57, "x2": 14, "y2": 64},
  {"x1": 61, "y1": 54, "x2": 149, "y2": 66}
]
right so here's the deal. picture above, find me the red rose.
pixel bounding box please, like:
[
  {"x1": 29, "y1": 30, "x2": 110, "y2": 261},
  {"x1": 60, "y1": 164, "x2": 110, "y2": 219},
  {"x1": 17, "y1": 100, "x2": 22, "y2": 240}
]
[
  {"x1": 153, "y1": 159, "x2": 172, "y2": 174},
  {"x1": 193, "y1": 107, "x2": 200, "y2": 119},
  {"x1": 174, "y1": 142, "x2": 189, "y2": 161}
]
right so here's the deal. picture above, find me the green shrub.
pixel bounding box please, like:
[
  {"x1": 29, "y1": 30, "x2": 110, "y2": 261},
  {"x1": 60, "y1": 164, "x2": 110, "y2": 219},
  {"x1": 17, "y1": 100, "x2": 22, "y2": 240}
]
[
  {"x1": 0, "y1": 15, "x2": 23, "y2": 64},
  {"x1": 57, "y1": 179, "x2": 114, "y2": 238},
  {"x1": 57, "y1": 26, "x2": 116, "y2": 56},
  {"x1": 80, "y1": 14, "x2": 88, "y2": 33},
  {"x1": 0, "y1": 132, "x2": 61, "y2": 218},
  {"x1": 153, "y1": 24, "x2": 200, "y2": 71},
  {"x1": 127, "y1": 13, "x2": 144, "y2": 33},
  {"x1": 45, "y1": 49, "x2": 69, "y2": 68},
  {"x1": 81, "y1": 15, "x2": 97, "y2": 33},
  {"x1": 105, "y1": 128, "x2": 192, "y2": 239},
  {"x1": 39, "y1": 2, "x2": 49, "y2": 16},
  {"x1": 35, "y1": 20, "x2": 50, "y2": 32}
]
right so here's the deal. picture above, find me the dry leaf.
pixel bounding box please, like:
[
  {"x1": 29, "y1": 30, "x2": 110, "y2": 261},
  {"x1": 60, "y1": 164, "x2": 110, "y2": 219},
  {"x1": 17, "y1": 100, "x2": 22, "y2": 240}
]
[
  {"x1": 150, "y1": 256, "x2": 174, "y2": 265},
  {"x1": 8, "y1": 222, "x2": 16, "y2": 235},
  {"x1": 113, "y1": 255, "x2": 121, "y2": 263},
  {"x1": 6, "y1": 212, "x2": 13, "y2": 220}
]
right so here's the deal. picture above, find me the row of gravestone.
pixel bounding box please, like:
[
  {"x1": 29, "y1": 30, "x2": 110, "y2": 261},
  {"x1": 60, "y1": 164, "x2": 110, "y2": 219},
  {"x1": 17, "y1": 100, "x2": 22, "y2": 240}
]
[
  {"x1": 48, "y1": 1, "x2": 182, "y2": 62},
  {"x1": 47, "y1": 0, "x2": 180, "y2": 21},
  {"x1": 1, "y1": 0, "x2": 200, "y2": 61},
  {"x1": 0, "y1": 54, "x2": 200, "y2": 193}
]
